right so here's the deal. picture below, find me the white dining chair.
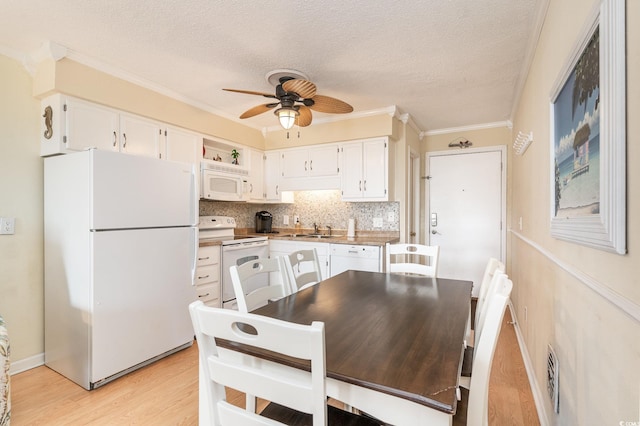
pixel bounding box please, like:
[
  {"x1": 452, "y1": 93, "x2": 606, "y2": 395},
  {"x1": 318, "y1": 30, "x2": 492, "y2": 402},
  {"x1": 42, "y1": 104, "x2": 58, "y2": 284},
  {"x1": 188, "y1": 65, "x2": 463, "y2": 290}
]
[
  {"x1": 463, "y1": 258, "x2": 506, "y2": 352},
  {"x1": 385, "y1": 243, "x2": 440, "y2": 277},
  {"x1": 460, "y1": 271, "x2": 509, "y2": 388},
  {"x1": 454, "y1": 275, "x2": 513, "y2": 426},
  {"x1": 474, "y1": 258, "x2": 505, "y2": 330},
  {"x1": 188, "y1": 301, "x2": 381, "y2": 426},
  {"x1": 283, "y1": 249, "x2": 323, "y2": 293},
  {"x1": 229, "y1": 257, "x2": 291, "y2": 313}
]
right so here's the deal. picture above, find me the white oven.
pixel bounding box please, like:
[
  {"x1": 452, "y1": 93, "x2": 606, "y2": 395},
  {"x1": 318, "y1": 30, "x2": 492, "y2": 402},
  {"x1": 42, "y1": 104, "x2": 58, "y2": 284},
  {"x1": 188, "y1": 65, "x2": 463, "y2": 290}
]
[
  {"x1": 201, "y1": 162, "x2": 249, "y2": 201},
  {"x1": 199, "y1": 216, "x2": 269, "y2": 310}
]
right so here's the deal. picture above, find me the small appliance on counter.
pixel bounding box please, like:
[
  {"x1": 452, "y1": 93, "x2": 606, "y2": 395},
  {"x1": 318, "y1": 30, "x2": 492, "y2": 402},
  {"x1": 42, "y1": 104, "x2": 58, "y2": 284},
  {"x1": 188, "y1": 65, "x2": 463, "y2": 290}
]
[{"x1": 255, "y1": 211, "x2": 274, "y2": 233}]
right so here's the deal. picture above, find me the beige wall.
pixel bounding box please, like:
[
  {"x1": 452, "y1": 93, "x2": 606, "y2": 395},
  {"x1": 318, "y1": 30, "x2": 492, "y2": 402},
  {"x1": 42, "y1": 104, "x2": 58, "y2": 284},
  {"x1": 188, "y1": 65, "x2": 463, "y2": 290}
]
[
  {"x1": 0, "y1": 55, "x2": 44, "y2": 361},
  {"x1": 34, "y1": 58, "x2": 266, "y2": 149},
  {"x1": 509, "y1": 0, "x2": 639, "y2": 423}
]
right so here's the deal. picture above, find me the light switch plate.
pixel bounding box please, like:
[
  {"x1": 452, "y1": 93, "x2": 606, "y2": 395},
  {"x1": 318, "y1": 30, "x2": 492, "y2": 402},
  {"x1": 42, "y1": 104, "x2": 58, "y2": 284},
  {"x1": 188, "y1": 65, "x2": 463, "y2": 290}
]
[
  {"x1": 388, "y1": 212, "x2": 395, "y2": 222},
  {"x1": 283, "y1": 215, "x2": 289, "y2": 225},
  {"x1": 373, "y1": 217, "x2": 383, "y2": 228}
]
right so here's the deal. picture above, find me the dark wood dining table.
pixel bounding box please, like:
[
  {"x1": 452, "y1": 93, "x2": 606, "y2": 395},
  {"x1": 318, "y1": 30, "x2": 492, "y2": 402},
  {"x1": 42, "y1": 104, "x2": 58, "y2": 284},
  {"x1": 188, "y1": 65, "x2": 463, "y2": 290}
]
[{"x1": 221, "y1": 270, "x2": 472, "y2": 425}]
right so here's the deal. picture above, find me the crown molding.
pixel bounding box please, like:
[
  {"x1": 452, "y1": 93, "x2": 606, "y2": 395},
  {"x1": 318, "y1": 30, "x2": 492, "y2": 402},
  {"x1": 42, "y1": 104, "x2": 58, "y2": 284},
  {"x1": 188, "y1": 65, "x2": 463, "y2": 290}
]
[{"x1": 421, "y1": 120, "x2": 512, "y2": 137}]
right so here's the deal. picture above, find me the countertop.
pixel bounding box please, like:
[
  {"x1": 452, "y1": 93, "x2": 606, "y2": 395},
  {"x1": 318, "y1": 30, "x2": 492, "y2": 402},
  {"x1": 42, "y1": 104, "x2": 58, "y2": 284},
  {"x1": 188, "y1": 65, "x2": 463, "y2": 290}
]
[{"x1": 199, "y1": 228, "x2": 399, "y2": 247}]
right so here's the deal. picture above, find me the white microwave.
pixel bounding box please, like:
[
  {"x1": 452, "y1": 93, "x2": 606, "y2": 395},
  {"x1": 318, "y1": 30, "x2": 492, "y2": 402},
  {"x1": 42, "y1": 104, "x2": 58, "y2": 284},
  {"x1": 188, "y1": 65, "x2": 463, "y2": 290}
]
[{"x1": 201, "y1": 162, "x2": 249, "y2": 201}]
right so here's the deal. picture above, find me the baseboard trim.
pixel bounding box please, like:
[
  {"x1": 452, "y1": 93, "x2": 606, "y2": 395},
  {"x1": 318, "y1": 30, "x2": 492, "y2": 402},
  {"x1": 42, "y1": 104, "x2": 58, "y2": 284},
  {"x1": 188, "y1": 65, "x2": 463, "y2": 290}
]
[
  {"x1": 511, "y1": 230, "x2": 640, "y2": 324},
  {"x1": 10, "y1": 352, "x2": 44, "y2": 375},
  {"x1": 508, "y1": 302, "x2": 552, "y2": 426}
]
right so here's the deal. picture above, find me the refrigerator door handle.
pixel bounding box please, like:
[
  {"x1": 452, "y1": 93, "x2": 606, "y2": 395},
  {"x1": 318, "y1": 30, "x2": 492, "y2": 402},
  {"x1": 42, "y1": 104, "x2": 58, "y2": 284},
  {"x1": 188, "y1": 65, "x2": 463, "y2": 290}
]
[{"x1": 191, "y1": 226, "x2": 197, "y2": 285}]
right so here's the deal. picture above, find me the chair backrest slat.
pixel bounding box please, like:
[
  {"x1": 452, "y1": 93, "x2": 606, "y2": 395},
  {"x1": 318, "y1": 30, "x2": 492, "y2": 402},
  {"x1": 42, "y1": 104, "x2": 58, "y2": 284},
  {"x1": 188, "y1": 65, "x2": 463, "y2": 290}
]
[
  {"x1": 283, "y1": 249, "x2": 323, "y2": 293},
  {"x1": 229, "y1": 257, "x2": 291, "y2": 312},
  {"x1": 385, "y1": 243, "x2": 440, "y2": 277}
]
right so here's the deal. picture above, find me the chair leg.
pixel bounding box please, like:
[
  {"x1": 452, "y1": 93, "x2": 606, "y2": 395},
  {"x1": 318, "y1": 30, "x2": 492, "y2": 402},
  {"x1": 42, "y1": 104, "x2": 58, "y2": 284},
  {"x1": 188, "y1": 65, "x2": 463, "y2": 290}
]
[
  {"x1": 246, "y1": 393, "x2": 256, "y2": 412},
  {"x1": 459, "y1": 375, "x2": 470, "y2": 390}
]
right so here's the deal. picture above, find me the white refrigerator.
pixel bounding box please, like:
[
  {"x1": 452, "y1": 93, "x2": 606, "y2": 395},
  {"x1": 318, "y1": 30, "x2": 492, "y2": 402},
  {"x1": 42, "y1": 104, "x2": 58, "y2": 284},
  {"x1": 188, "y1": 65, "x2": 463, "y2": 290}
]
[{"x1": 44, "y1": 149, "x2": 198, "y2": 390}]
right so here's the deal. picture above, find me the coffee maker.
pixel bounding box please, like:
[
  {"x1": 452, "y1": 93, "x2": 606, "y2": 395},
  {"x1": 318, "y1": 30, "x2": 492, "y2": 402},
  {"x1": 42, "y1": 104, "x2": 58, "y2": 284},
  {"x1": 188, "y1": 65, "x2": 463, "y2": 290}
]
[{"x1": 255, "y1": 211, "x2": 273, "y2": 233}]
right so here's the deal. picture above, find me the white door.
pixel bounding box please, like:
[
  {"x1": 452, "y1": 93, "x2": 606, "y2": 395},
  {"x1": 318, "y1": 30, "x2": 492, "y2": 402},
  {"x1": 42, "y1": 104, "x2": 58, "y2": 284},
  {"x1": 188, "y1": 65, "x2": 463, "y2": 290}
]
[
  {"x1": 426, "y1": 147, "x2": 505, "y2": 296},
  {"x1": 340, "y1": 142, "x2": 364, "y2": 199},
  {"x1": 119, "y1": 113, "x2": 162, "y2": 158},
  {"x1": 362, "y1": 139, "x2": 387, "y2": 199},
  {"x1": 308, "y1": 145, "x2": 339, "y2": 177},
  {"x1": 91, "y1": 150, "x2": 196, "y2": 229},
  {"x1": 66, "y1": 98, "x2": 119, "y2": 152},
  {"x1": 92, "y1": 227, "x2": 196, "y2": 383}
]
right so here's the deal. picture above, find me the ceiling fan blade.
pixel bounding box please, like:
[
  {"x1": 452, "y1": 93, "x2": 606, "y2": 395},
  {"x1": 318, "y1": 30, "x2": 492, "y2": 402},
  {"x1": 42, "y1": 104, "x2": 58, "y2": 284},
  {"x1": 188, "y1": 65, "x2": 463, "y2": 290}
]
[
  {"x1": 309, "y1": 95, "x2": 353, "y2": 114},
  {"x1": 223, "y1": 88, "x2": 278, "y2": 99},
  {"x1": 239, "y1": 103, "x2": 276, "y2": 119},
  {"x1": 282, "y1": 79, "x2": 317, "y2": 99},
  {"x1": 295, "y1": 105, "x2": 313, "y2": 127}
]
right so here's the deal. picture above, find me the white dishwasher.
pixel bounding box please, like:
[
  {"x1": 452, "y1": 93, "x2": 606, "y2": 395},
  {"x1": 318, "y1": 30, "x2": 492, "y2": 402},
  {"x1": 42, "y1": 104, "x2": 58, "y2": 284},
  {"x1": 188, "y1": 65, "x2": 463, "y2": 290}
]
[{"x1": 329, "y1": 244, "x2": 382, "y2": 277}]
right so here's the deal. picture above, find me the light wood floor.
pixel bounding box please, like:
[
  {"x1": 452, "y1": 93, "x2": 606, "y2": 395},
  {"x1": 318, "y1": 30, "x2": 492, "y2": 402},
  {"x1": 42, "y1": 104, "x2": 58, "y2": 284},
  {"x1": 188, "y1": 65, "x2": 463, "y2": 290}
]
[{"x1": 10, "y1": 308, "x2": 539, "y2": 425}]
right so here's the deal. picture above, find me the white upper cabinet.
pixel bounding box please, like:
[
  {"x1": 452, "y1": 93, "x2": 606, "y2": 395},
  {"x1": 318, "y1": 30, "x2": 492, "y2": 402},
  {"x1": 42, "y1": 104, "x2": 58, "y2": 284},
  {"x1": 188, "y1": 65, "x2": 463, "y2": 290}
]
[
  {"x1": 264, "y1": 150, "x2": 281, "y2": 201},
  {"x1": 41, "y1": 95, "x2": 118, "y2": 155},
  {"x1": 163, "y1": 125, "x2": 201, "y2": 166},
  {"x1": 246, "y1": 148, "x2": 265, "y2": 202},
  {"x1": 340, "y1": 137, "x2": 392, "y2": 201},
  {"x1": 41, "y1": 94, "x2": 163, "y2": 160},
  {"x1": 279, "y1": 144, "x2": 340, "y2": 190},
  {"x1": 118, "y1": 113, "x2": 162, "y2": 158}
]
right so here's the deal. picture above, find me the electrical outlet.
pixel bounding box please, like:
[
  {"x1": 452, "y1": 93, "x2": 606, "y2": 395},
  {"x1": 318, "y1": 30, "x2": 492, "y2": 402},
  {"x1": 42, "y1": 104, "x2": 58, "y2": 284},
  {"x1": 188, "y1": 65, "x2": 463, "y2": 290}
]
[
  {"x1": 283, "y1": 215, "x2": 289, "y2": 225},
  {"x1": 373, "y1": 217, "x2": 383, "y2": 228},
  {"x1": 0, "y1": 217, "x2": 15, "y2": 235},
  {"x1": 519, "y1": 216, "x2": 523, "y2": 231},
  {"x1": 293, "y1": 215, "x2": 299, "y2": 224},
  {"x1": 388, "y1": 212, "x2": 395, "y2": 222}
]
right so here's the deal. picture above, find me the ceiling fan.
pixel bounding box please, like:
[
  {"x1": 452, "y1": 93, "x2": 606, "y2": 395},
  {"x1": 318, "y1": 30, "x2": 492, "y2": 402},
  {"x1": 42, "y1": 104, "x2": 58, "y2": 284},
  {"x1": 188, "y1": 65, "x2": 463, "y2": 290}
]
[{"x1": 223, "y1": 70, "x2": 353, "y2": 130}]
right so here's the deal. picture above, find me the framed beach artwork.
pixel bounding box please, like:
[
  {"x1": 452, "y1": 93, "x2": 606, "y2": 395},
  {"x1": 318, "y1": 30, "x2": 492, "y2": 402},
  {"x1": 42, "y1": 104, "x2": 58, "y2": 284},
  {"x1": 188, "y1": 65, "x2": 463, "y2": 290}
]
[{"x1": 549, "y1": 0, "x2": 626, "y2": 254}]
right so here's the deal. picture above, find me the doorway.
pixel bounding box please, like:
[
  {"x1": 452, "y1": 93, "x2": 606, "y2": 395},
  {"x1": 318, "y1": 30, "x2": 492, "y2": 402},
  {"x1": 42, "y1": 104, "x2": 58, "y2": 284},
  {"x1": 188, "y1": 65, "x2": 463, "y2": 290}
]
[{"x1": 425, "y1": 146, "x2": 505, "y2": 296}]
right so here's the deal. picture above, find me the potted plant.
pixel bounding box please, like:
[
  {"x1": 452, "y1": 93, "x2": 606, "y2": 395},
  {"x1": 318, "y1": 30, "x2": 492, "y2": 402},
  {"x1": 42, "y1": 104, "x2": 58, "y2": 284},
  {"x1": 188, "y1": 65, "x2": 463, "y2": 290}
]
[{"x1": 231, "y1": 149, "x2": 239, "y2": 165}]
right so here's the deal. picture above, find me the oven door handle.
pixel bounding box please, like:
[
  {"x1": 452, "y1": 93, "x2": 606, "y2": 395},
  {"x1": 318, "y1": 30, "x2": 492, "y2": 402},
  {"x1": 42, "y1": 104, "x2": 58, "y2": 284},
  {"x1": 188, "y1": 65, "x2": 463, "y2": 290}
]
[{"x1": 223, "y1": 240, "x2": 269, "y2": 251}]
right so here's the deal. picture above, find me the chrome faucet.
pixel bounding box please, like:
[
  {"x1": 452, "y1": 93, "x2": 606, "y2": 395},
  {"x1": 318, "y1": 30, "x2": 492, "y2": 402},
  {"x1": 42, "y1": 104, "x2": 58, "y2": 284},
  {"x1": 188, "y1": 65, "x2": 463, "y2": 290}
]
[
  {"x1": 313, "y1": 222, "x2": 319, "y2": 234},
  {"x1": 326, "y1": 225, "x2": 332, "y2": 236}
]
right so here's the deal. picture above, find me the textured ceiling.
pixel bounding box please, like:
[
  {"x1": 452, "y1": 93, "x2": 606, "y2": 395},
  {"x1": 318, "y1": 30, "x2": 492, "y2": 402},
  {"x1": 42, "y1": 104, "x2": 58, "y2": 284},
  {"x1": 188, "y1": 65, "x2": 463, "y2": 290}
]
[{"x1": 0, "y1": 0, "x2": 543, "y2": 133}]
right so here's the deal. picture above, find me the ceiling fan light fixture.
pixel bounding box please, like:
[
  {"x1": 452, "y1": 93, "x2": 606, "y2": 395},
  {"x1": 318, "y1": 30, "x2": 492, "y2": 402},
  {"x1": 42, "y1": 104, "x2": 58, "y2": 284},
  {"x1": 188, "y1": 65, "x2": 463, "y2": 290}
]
[{"x1": 275, "y1": 107, "x2": 299, "y2": 129}]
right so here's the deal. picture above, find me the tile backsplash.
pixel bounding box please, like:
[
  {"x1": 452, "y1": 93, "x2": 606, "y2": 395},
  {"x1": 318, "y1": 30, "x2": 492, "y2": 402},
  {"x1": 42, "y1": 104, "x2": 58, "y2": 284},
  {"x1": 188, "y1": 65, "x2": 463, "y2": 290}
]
[{"x1": 199, "y1": 190, "x2": 399, "y2": 232}]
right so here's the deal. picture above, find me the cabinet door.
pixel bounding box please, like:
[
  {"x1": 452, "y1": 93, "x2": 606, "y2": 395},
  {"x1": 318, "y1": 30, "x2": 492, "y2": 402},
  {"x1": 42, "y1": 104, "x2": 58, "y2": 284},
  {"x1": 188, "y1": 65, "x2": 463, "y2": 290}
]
[
  {"x1": 247, "y1": 149, "x2": 265, "y2": 201},
  {"x1": 308, "y1": 145, "x2": 339, "y2": 177},
  {"x1": 264, "y1": 151, "x2": 281, "y2": 201},
  {"x1": 164, "y1": 126, "x2": 200, "y2": 166},
  {"x1": 119, "y1": 113, "x2": 162, "y2": 158},
  {"x1": 281, "y1": 149, "x2": 309, "y2": 178},
  {"x1": 362, "y1": 139, "x2": 387, "y2": 199},
  {"x1": 66, "y1": 98, "x2": 119, "y2": 152},
  {"x1": 340, "y1": 142, "x2": 364, "y2": 199}
]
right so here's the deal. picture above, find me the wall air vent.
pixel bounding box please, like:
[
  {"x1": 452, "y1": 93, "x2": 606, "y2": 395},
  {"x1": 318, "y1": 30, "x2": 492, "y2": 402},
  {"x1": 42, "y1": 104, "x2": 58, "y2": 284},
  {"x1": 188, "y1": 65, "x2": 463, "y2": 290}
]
[{"x1": 547, "y1": 344, "x2": 560, "y2": 413}]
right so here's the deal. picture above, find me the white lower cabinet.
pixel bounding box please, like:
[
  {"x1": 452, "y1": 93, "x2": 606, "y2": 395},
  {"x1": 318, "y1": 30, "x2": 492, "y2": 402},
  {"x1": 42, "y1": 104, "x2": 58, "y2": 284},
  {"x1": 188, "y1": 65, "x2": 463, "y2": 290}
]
[
  {"x1": 270, "y1": 240, "x2": 330, "y2": 283},
  {"x1": 196, "y1": 245, "x2": 221, "y2": 307}
]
